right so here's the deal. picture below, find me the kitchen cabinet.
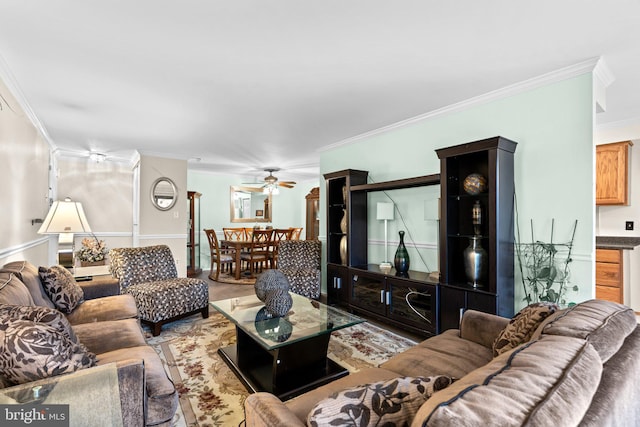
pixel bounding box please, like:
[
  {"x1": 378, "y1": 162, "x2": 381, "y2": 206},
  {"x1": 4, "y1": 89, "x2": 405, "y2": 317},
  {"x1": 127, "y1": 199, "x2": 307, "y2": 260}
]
[
  {"x1": 596, "y1": 141, "x2": 632, "y2": 206},
  {"x1": 596, "y1": 248, "x2": 622, "y2": 303}
]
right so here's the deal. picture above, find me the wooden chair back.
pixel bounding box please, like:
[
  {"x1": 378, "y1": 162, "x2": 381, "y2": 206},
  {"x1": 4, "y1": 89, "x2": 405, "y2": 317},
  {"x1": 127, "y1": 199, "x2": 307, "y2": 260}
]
[
  {"x1": 289, "y1": 227, "x2": 303, "y2": 240},
  {"x1": 204, "y1": 229, "x2": 233, "y2": 280},
  {"x1": 223, "y1": 227, "x2": 246, "y2": 241}
]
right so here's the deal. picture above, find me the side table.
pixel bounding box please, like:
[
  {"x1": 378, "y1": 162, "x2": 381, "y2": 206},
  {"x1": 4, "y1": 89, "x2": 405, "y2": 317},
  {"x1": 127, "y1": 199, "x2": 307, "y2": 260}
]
[{"x1": 73, "y1": 265, "x2": 120, "y2": 298}]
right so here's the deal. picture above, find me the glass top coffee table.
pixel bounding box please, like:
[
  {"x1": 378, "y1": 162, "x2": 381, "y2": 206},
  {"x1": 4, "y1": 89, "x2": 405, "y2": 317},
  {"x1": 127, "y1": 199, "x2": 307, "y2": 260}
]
[{"x1": 211, "y1": 293, "x2": 365, "y2": 400}]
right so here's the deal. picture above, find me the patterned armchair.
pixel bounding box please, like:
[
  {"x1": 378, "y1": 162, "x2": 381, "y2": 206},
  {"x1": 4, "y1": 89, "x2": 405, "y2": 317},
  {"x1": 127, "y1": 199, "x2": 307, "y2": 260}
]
[
  {"x1": 109, "y1": 245, "x2": 209, "y2": 336},
  {"x1": 276, "y1": 240, "x2": 321, "y2": 300}
]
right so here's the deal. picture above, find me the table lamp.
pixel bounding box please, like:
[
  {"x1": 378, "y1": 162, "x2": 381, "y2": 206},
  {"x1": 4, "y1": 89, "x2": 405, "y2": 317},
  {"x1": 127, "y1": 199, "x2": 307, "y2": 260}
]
[
  {"x1": 377, "y1": 202, "x2": 394, "y2": 271},
  {"x1": 38, "y1": 197, "x2": 92, "y2": 269}
]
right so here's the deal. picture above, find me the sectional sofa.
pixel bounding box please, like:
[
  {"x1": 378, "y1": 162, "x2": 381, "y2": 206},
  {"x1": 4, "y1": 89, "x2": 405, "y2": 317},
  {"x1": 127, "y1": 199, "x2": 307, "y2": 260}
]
[
  {"x1": 245, "y1": 298, "x2": 640, "y2": 426},
  {"x1": 0, "y1": 261, "x2": 178, "y2": 426}
]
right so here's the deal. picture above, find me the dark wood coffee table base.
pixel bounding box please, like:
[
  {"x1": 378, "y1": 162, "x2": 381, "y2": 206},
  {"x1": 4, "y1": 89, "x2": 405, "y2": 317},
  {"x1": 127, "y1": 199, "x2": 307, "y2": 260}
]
[{"x1": 218, "y1": 326, "x2": 349, "y2": 401}]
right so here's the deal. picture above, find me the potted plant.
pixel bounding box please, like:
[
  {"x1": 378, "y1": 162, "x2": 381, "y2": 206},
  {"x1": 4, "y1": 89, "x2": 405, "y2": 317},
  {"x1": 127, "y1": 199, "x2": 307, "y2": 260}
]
[
  {"x1": 76, "y1": 237, "x2": 108, "y2": 267},
  {"x1": 515, "y1": 219, "x2": 578, "y2": 307}
]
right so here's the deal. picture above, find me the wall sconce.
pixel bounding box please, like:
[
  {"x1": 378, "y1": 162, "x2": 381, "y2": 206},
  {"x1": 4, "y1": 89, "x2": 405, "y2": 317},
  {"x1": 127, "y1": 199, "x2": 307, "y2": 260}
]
[
  {"x1": 37, "y1": 197, "x2": 92, "y2": 269},
  {"x1": 377, "y1": 202, "x2": 394, "y2": 270}
]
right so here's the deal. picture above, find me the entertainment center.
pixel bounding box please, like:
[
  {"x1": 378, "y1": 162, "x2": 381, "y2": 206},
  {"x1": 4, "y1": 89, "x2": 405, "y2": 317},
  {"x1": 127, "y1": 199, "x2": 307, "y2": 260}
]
[{"x1": 324, "y1": 136, "x2": 517, "y2": 337}]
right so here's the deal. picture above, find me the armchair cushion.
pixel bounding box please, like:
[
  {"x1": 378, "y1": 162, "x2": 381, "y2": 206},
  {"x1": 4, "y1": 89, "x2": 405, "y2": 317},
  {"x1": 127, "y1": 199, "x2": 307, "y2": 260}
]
[
  {"x1": 308, "y1": 375, "x2": 454, "y2": 427},
  {"x1": 38, "y1": 266, "x2": 85, "y2": 313},
  {"x1": 109, "y1": 245, "x2": 178, "y2": 290},
  {"x1": 277, "y1": 240, "x2": 321, "y2": 299}
]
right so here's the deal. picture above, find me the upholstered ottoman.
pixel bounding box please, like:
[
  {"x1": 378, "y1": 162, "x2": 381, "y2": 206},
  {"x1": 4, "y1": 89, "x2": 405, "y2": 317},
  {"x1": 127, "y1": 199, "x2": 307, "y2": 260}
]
[{"x1": 109, "y1": 245, "x2": 209, "y2": 336}]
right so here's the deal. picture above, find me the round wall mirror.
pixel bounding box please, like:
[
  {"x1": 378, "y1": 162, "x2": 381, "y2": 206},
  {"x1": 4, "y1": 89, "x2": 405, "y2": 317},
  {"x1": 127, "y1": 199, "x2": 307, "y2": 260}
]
[{"x1": 151, "y1": 177, "x2": 178, "y2": 211}]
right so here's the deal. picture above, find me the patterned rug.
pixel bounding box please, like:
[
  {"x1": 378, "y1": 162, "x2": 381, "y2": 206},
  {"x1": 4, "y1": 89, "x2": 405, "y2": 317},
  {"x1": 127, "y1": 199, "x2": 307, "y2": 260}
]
[
  {"x1": 212, "y1": 270, "x2": 257, "y2": 285},
  {"x1": 144, "y1": 311, "x2": 417, "y2": 426}
]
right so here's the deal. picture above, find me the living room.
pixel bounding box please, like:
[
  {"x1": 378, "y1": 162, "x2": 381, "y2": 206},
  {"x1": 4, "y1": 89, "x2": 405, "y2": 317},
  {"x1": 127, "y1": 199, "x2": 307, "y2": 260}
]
[{"x1": 2, "y1": 3, "x2": 640, "y2": 426}]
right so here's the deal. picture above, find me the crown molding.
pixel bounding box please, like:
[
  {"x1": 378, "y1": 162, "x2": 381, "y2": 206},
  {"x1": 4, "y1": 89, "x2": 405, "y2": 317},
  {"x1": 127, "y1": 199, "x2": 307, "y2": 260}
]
[
  {"x1": 0, "y1": 54, "x2": 57, "y2": 151},
  {"x1": 322, "y1": 58, "x2": 601, "y2": 152}
]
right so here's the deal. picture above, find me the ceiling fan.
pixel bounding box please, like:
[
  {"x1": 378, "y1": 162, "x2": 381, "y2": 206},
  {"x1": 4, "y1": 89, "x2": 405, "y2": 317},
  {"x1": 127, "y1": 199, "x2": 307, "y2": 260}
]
[{"x1": 244, "y1": 168, "x2": 296, "y2": 193}]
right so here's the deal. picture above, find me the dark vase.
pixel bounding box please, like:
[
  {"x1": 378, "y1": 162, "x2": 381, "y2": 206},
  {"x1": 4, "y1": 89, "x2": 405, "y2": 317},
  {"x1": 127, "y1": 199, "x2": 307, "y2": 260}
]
[{"x1": 394, "y1": 231, "x2": 410, "y2": 275}]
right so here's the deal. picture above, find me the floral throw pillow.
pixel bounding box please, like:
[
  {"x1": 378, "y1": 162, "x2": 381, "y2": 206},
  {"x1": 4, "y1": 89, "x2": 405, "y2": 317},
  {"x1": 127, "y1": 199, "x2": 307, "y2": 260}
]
[
  {"x1": 307, "y1": 375, "x2": 454, "y2": 427},
  {"x1": 38, "y1": 266, "x2": 84, "y2": 313},
  {"x1": 0, "y1": 319, "x2": 96, "y2": 385},
  {"x1": 493, "y1": 302, "x2": 559, "y2": 357},
  {"x1": 0, "y1": 304, "x2": 78, "y2": 343}
]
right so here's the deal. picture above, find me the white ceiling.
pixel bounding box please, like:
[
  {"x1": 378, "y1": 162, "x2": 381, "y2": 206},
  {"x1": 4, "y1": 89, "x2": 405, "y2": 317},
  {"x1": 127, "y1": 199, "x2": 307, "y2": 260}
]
[{"x1": 1, "y1": 1, "x2": 639, "y2": 182}]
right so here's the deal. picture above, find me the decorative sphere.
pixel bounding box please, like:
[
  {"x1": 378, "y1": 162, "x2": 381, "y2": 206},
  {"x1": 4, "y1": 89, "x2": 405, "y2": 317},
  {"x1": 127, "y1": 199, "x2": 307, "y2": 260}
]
[
  {"x1": 254, "y1": 270, "x2": 290, "y2": 302},
  {"x1": 463, "y1": 173, "x2": 487, "y2": 195},
  {"x1": 255, "y1": 307, "x2": 293, "y2": 342},
  {"x1": 264, "y1": 287, "x2": 293, "y2": 317}
]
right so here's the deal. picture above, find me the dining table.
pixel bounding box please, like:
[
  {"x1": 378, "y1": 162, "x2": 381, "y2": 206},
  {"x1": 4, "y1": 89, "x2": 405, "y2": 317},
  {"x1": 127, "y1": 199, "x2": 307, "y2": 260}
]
[{"x1": 220, "y1": 239, "x2": 253, "y2": 280}]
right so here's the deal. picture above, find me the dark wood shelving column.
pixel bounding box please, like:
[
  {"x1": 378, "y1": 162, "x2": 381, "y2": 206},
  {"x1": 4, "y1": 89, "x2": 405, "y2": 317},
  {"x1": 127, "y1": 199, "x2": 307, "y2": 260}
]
[
  {"x1": 324, "y1": 170, "x2": 368, "y2": 307},
  {"x1": 436, "y1": 136, "x2": 517, "y2": 330}
]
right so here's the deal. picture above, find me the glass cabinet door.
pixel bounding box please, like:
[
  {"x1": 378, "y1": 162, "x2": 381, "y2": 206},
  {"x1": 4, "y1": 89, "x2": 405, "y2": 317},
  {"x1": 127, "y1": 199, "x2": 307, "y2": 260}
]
[
  {"x1": 387, "y1": 279, "x2": 437, "y2": 334},
  {"x1": 350, "y1": 270, "x2": 386, "y2": 315}
]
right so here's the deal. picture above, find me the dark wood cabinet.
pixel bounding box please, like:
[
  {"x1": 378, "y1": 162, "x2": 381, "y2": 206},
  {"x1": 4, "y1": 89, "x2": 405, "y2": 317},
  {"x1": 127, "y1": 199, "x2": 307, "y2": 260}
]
[
  {"x1": 305, "y1": 187, "x2": 320, "y2": 240},
  {"x1": 436, "y1": 136, "x2": 516, "y2": 328},
  {"x1": 187, "y1": 191, "x2": 202, "y2": 277},
  {"x1": 350, "y1": 266, "x2": 438, "y2": 336},
  {"x1": 439, "y1": 285, "x2": 496, "y2": 330},
  {"x1": 327, "y1": 264, "x2": 350, "y2": 308},
  {"x1": 324, "y1": 170, "x2": 368, "y2": 306},
  {"x1": 323, "y1": 137, "x2": 516, "y2": 336}
]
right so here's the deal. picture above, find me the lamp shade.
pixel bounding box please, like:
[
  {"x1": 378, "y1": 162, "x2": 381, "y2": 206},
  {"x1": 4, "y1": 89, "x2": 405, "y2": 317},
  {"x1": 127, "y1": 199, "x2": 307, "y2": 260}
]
[
  {"x1": 376, "y1": 202, "x2": 394, "y2": 221},
  {"x1": 38, "y1": 198, "x2": 92, "y2": 234}
]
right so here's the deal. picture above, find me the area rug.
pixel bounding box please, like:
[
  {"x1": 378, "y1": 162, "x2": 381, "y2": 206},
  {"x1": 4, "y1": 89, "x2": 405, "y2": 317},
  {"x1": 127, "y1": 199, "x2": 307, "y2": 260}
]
[
  {"x1": 144, "y1": 311, "x2": 418, "y2": 427},
  {"x1": 212, "y1": 270, "x2": 257, "y2": 285}
]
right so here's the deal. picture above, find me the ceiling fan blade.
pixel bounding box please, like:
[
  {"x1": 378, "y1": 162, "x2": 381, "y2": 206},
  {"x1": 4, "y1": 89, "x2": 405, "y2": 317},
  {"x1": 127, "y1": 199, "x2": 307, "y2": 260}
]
[{"x1": 278, "y1": 182, "x2": 295, "y2": 188}]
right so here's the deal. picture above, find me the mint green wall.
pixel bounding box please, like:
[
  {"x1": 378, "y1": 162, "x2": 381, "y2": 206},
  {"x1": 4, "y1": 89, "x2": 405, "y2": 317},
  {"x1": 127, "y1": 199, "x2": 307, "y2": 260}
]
[{"x1": 321, "y1": 74, "x2": 594, "y2": 310}]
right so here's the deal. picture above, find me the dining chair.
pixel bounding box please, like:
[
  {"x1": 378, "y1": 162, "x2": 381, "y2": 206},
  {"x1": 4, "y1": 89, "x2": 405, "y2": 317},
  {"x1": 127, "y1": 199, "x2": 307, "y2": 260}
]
[
  {"x1": 241, "y1": 229, "x2": 273, "y2": 277},
  {"x1": 223, "y1": 227, "x2": 247, "y2": 241},
  {"x1": 270, "y1": 228, "x2": 293, "y2": 268},
  {"x1": 289, "y1": 227, "x2": 303, "y2": 240},
  {"x1": 204, "y1": 229, "x2": 234, "y2": 281}
]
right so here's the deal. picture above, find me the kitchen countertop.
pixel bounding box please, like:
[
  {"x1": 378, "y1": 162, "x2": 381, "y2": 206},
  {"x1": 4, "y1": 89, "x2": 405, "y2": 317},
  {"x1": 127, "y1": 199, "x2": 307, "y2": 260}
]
[{"x1": 596, "y1": 236, "x2": 640, "y2": 250}]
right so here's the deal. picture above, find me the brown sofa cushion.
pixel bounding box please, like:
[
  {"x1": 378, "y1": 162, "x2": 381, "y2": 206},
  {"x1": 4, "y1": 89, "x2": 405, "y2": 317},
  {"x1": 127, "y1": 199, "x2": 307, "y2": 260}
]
[
  {"x1": 73, "y1": 318, "x2": 146, "y2": 355},
  {"x1": 1, "y1": 261, "x2": 55, "y2": 308},
  {"x1": 38, "y1": 266, "x2": 84, "y2": 313},
  {"x1": 412, "y1": 335, "x2": 602, "y2": 427},
  {"x1": 535, "y1": 299, "x2": 637, "y2": 362},
  {"x1": 308, "y1": 376, "x2": 454, "y2": 427},
  {"x1": 380, "y1": 329, "x2": 493, "y2": 380},
  {"x1": 0, "y1": 319, "x2": 96, "y2": 385},
  {"x1": 64, "y1": 294, "x2": 138, "y2": 325},
  {"x1": 0, "y1": 273, "x2": 35, "y2": 307},
  {"x1": 492, "y1": 302, "x2": 559, "y2": 356}
]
